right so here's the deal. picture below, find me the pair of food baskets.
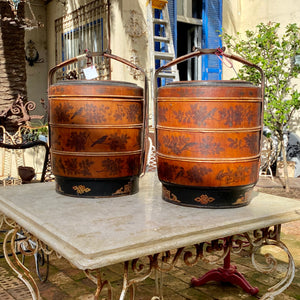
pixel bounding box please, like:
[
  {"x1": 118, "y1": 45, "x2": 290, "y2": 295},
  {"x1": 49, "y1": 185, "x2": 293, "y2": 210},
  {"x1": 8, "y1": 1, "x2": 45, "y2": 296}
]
[{"x1": 48, "y1": 48, "x2": 264, "y2": 208}]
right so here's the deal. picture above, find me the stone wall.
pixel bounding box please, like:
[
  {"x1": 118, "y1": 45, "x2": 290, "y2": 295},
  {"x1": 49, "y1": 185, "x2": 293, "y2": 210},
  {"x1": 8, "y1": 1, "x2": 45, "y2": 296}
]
[{"x1": 0, "y1": 2, "x2": 27, "y2": 116}]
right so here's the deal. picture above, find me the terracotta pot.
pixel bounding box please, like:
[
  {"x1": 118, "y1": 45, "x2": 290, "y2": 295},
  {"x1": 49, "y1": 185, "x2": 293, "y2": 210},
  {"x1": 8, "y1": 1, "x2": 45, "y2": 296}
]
[{"x1": 18, "y1": 166, "x2": 35, "y2": 183}]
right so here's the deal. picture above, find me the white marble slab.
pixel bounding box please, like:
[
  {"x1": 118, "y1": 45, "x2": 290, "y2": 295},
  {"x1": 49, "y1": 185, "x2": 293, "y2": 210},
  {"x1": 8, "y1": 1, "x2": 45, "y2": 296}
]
[{"x1": 0, "y1": 172, "x2": 299, "y2": 270}]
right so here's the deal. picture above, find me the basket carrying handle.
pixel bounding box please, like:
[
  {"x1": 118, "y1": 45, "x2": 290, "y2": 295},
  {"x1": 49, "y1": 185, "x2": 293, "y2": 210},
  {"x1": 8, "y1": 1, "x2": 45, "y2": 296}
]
[
  {"x1": 154, "y1": 47, "x2": 265, "y2": 101},
  {"x1": 48, "y1": 51, "x2": 146, "y2": 86},
  {"x1": 48, "y1": 51, "x2": 149, "y2": 176}
]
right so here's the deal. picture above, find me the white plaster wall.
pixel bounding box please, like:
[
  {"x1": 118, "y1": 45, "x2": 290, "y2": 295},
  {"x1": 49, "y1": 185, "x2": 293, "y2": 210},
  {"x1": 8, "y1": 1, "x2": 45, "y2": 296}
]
[
  {"x1": 222, "y1": 0, "x2": 242, "y2": 81},
  {"x1": 239, "y1": 0, "x2": 300, "y2": 136},
  {"x1": 110, "y1": 0, "x2": 149, "y2": 85},
  {"x1": 46, "y1": 0, "x2": 78, "y2": 70},
  {"x1": 25, "y1": 0, "x2": 48, "y2": 120},
  {"x1": 240, "y1": 0, "x2": 300, "y2": 30},
  {"x1": 46, "y1": 0, "x2": 149, "y2": 86},
  {"x1": 222, "y1": 0, "x2": 300, "y2": 136},
  {"x1": 46, "y1": 0, "x2": 102, "y2": 70}
]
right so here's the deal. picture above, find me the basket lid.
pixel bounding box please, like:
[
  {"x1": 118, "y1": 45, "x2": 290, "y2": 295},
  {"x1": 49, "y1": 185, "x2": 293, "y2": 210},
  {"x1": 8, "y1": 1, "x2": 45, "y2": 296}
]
[
  {"x1": 52, "y1": 80, "x2": 138, "y2": 88},
  {"x1": 165, "y1": 80, "x2": 255, "y2": 88}
]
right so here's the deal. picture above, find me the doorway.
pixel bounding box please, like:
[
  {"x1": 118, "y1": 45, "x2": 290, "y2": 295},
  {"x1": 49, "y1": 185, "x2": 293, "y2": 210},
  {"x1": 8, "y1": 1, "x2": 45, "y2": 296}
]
[{"x1": 177, "y1": 22, "x2": 201, "y2": 81}]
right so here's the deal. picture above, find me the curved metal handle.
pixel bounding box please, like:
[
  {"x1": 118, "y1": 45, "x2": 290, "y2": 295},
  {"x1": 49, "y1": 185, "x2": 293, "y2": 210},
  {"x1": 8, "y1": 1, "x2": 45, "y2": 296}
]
[
  {"x1": 154, "y1": 47, "x2": 265, "y2": 101},
  {"x1": 48, "y1": 51, "x2": 146, "y2": 86},
  {"x1": 48, "y1": 51, "x2": 149, "y2": 176}
]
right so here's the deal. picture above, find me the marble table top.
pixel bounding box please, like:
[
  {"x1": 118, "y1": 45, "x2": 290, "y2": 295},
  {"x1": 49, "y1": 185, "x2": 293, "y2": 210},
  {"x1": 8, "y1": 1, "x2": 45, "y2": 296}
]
[{"x1": 0, "y1": 172, "x2": 299, "y2": 270}]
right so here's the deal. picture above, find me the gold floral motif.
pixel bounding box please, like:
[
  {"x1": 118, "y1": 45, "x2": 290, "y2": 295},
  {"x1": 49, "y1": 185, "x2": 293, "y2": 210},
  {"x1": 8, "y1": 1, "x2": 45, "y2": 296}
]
[
  {"x1": 194, "y1": 194, "x2": 215, "y2": 205},
  {"x1": 233, "y1": 190, "x2": 252, "y2": 205},
  {"x1": 73, "y1": 185, "x2": 91, "y2": 194},
  {"x1": 233, "y1": 196, "x2": 246, "y2": 205},
  {"x1": 113, "y1": 182, "x2": 133, "y2": 195},
  {"x1": 162, "y1": 187, "x2": 180, "y2": 203}
]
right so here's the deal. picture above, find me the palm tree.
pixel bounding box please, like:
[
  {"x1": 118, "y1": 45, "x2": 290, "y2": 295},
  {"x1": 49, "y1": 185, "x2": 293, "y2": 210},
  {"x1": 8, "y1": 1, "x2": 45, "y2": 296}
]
[{"x1": 0, "y1": 1, "x2": 27, "y2": 130}]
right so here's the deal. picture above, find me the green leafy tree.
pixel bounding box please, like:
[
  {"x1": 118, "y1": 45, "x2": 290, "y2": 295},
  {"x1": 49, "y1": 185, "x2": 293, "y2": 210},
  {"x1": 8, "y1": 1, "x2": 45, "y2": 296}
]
[{"x1": 223, "y1": 22, "x2": 300, "y2": 191}]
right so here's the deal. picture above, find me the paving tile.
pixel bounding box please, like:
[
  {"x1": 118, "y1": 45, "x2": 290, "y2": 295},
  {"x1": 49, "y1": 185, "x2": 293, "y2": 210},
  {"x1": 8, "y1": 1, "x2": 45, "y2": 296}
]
[
  {"x1": 6, "y1": 285, "x2": 32, "y2": 300},
  {"x1": 76, "y1": 294, "x2": 95, "y2": 300},
  {"x1": 135, "y1": 284, "x2": 184, "y2": 300},
  {"x1": 154, "y1": 273, "x2": 189, "y2": 291},
  {"x1": 62, "y1": 267, "x2": 87, "y2": 282},
  {"x1": 39, "y1": 286, "x2": 71, "y2": 300},
  {"x1": 0, "y1": 267, "x2": 32, "y2": 299},
  {"x1": 0, "y1": 273, "x2": 26, "y2": 291},
  {"x1": 59, "y1": 282, "x2": 94, "y2": 299},
  {"x1": 48, "y1": 271, "x2": 74, "y2": 285},
  {"x1": 99, "y1": 266, "x2": 124, "y2": 283},
  {"x1": 0, "y1": 286, "x2": 15, "y2": 300}
]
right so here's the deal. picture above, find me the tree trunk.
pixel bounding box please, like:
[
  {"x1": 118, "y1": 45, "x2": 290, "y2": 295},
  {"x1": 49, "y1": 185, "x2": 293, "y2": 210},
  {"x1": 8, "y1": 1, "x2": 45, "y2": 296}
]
[
  {"x1": 281, "y1": 139, "x2": 290, "y2": 192},
  {"x1": 0, "y1": 2, "x2": 27, "y2": 130}
]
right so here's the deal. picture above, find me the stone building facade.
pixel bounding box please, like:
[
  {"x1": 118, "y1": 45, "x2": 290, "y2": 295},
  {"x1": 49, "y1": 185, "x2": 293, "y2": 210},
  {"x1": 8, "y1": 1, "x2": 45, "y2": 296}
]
[{"x1": 0, "y1": 0, "x2": 299, "y2": 136}]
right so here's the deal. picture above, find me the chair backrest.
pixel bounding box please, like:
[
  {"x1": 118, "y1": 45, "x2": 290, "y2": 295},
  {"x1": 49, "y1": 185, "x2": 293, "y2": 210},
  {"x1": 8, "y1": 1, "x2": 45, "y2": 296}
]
[
  {"x1": 0, "y1": 125, "x2": 49, "y2": 185},
  {"x1": 146, "y1": 136, "x2": 157, "y2": 172}
]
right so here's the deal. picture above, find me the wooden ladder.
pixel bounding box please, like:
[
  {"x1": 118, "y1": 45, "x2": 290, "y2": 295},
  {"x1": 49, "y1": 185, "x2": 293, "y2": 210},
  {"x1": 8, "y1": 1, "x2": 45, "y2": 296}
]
[{"x1": 147, "y1": 1, "x2": 179, "y2": 86}]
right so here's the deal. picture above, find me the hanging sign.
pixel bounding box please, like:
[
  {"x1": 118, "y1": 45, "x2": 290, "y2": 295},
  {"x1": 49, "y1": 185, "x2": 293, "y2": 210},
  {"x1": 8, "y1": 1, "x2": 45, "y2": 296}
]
[{"x1": 83, "y1": 65, "x2": 99, "y2": 80}]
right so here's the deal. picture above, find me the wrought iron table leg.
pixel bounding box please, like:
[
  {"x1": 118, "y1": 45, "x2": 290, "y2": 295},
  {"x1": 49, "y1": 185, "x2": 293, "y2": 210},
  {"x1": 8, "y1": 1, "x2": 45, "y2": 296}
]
[
  {"x1": 84, "y1": 269, "x2": 113, "y2": 299},
  {"x1": 3, "y1": 227, "x2": 41, "y2": 300},
  {"x1": 0, "y1": 214, "x2": 55, "y2": 300},
  {"x1": 18, "y1": 234, "x2": 49, "y2": 283},
  {"x1": 191, "y1": 250, "x2": 259, "y2": 295},
  {"x1": 33, "y1": 248, "x2": 49, "y2": 282}
]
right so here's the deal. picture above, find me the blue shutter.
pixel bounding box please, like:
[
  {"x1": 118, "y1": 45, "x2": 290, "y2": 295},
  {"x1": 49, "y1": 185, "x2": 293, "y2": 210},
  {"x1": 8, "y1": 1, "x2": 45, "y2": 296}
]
[
  {"x1": 167, "y1": 0, "x2": 177, "y2": 56},
  {"x1": 202, "y1": 0, "x2": 222, "y2": 80}
]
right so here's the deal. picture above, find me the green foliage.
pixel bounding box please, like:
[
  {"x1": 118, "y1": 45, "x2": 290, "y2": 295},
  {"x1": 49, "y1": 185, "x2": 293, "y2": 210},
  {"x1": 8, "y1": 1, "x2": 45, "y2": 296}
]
[
  {"x1": 34, "y1": 125, "x2": 48, "y2": 136},
  {"x1": 21, "y1": 125, "x2": 48, "y2": 142},
  {"x1": 223, "y1": 22, "x2": 300, "y2": 139}
]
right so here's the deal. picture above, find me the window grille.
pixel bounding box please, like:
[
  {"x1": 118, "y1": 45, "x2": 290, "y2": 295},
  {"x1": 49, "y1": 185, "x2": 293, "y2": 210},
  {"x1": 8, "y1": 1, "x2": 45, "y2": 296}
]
[{"x1": 55, "y1": 0, "x2": 109, "y2": 80}]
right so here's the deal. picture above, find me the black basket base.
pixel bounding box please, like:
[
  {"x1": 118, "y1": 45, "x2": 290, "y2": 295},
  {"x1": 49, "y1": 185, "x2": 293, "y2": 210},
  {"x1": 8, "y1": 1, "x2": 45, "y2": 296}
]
[
  {"x1": 55, "y1": 176, "x2": 139, "y2": 198},
  {"x1": 161, "y1": 181, "x2": 255, "y2": 208}
]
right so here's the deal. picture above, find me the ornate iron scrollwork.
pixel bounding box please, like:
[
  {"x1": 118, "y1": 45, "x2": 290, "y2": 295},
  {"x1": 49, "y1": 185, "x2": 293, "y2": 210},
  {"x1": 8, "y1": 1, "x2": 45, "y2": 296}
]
[
  {"x1": 0, "y1": 213, "x2": 55, "y2": 299},
  {"x1": 0, "y1": 214, "x2": 296, "y2": 300}
]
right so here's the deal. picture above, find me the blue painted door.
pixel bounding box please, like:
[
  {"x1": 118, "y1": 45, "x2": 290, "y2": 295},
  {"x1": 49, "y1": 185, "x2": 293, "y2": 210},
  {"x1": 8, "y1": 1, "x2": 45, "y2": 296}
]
[
  {"x1": 202, "y1": 0, "x2": 223, "y2": 80},
  {"x1": 167, "y1": 0, "x2": 223, "y2": 80}
]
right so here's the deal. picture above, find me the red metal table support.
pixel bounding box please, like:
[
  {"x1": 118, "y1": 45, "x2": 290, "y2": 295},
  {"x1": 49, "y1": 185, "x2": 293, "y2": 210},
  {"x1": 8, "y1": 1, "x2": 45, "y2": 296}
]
[{"x1": 191, "y1": 238, "x2": 259, "y2": 296}]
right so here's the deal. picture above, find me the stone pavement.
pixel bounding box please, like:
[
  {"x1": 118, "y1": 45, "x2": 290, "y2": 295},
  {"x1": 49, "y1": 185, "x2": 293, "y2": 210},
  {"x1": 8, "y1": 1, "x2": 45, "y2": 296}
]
[
  {"x1": 256, "y1": 176, "x2": 300, "y2": 189},
  {"x1": 0, "y1": 177, "x2": 299, "y2": 300}
]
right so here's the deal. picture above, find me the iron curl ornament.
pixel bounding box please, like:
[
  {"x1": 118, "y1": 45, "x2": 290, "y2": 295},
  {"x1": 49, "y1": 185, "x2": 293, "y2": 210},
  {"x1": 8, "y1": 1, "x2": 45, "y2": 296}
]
[
  {"x1": 0, "y1": 94, "x2": 44, "y2": 127},
  {"x1": 0, "y1": 213, "x2": 57, "y2": 299},
  {"x1": 247, "y1": 226, "x2": 296, "y2": 300},
  {"x1": 107, "y1": 226, "x2": 295, "y2": 299}
]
